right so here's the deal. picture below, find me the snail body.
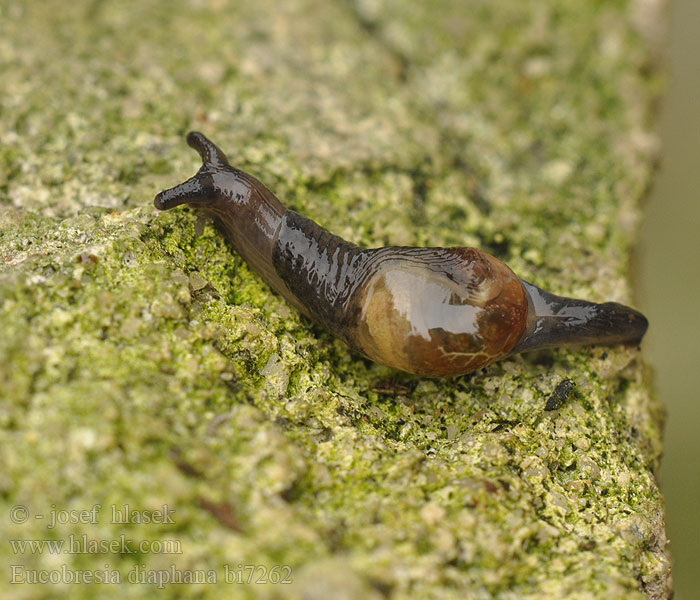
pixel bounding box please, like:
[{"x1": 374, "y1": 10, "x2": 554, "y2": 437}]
[{"x1": 154, "y1": 132, "x2": 648, "y2": 377}]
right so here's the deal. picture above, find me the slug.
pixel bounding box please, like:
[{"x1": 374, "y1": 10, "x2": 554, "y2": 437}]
[{"x1": 154, "y1": 132, "x2": 648, "y2": 377}]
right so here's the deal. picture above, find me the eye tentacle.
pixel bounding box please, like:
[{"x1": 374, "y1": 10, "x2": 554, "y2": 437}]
[
  {"x1": 154, "y1": 174, "x2": 208, "y2": 210},
  {"x1": 186, "y1": 131, "x2": 230, "y2": 170}
]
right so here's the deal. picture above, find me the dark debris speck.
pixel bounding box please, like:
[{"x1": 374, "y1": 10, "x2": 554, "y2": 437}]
[{"x1": 545, "y1": 378, "x2": 576, "y2": 411}]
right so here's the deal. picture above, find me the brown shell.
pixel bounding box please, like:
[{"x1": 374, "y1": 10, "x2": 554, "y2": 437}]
[{"x1": 352, "y1": 247, "x2": 528, "y2": 377}]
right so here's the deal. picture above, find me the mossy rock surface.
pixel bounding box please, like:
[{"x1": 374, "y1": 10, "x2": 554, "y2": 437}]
[{"x1": 0, "y1": 0, "x2": 670, "y2": 598}]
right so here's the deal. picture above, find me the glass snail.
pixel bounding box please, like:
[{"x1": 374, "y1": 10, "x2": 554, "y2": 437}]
[{"x1": 154, "y1": 132, "x2": 648, "y2": 377}]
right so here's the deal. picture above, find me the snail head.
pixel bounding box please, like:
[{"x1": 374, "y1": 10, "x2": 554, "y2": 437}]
[{"x1": 153, "y1": 131, "x2": 252, "y2": 212}]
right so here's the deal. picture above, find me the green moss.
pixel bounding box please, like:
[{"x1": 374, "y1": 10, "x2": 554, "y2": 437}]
[{"x1": 0, "y1": 0, "x2": 668, "y2": 598}]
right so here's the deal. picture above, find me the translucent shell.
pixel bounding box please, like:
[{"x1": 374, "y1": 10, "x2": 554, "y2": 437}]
[{"x1": 353, "y1": 248, "x2": 527, "y2": 376}]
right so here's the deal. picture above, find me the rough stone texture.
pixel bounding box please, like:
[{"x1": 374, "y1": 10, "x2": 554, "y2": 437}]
[{"x1": 0, "y1": 0, "x2": 670, "y2": 598}]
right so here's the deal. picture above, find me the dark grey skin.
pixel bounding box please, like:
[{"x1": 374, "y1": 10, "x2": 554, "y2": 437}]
[
  {"x1": 512, "y1": 281, "x2": 648, "y2": 353},
  {"x1": 154, "y1": 132, "x2": 648, "y2": 377}
]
